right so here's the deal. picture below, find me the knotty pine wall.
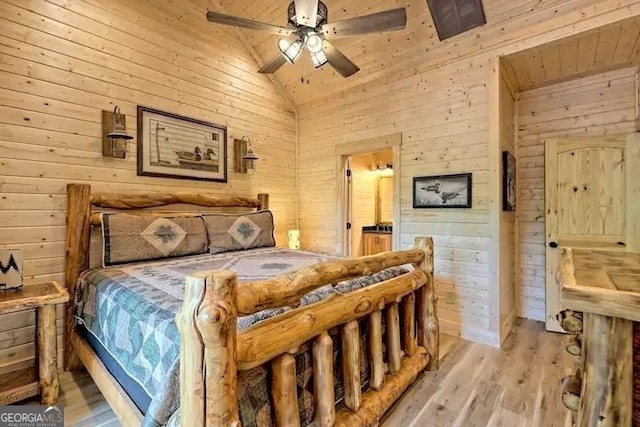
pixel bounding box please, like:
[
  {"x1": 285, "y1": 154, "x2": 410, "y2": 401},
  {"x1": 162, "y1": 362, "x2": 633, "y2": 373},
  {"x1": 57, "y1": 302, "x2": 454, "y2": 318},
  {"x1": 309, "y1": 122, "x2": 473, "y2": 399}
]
[
  {"x1": 498, "y1": 73, "x2": 516, "y2": 343},
  {"x1": 0, "y1": 0, "x2": 296, "y2": 374},
  {"x1": 299, "y1": 60, "x2": 496, "y2": 344},
  {"x1": 298, "y1": 0, "x2": 640, "y2": 346},
  {"x1": 515, "y1": 66, "x2": 639, "y2": 321}
]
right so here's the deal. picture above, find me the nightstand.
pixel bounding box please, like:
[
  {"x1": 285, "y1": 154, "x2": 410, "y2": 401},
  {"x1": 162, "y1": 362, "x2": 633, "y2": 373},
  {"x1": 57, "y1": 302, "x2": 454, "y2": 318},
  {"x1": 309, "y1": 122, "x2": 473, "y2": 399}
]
[{"x1": 0, "y1": 282, "x2": 69, "y2": 405}]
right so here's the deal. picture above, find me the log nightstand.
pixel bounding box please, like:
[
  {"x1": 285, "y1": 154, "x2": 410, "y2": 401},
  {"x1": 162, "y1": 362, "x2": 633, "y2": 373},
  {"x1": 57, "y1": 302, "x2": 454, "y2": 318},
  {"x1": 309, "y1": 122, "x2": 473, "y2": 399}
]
[{"x1": 0, "y1": 282, "x2": 69, "y2": 405}]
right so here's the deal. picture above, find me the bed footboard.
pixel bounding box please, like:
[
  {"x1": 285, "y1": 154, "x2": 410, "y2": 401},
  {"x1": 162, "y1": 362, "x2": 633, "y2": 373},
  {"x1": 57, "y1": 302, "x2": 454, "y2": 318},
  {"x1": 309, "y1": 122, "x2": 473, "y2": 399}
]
[{"x1": 177, "y1": 237, "x2": 438, "y2": 427}]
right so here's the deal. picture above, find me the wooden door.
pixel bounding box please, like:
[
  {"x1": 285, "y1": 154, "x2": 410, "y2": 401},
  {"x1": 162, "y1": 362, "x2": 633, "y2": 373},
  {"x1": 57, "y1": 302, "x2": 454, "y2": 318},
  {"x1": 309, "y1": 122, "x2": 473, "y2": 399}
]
[{"x1": 545, "y1": 134, "x2": 639, "y2": 331}]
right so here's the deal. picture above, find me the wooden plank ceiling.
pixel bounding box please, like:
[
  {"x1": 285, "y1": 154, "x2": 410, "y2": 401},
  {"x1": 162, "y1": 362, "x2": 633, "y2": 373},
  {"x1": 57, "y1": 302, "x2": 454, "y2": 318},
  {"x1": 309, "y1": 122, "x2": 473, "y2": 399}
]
[
  {"x1": 209, "y1": 0, "x2": 561, "y2": 105},
  {"x1": 502, "y1": 15, "x2": 640, "y2": 92},
  {"x1": 207, "y1": 0, "x2": 640, "y2": 104}
]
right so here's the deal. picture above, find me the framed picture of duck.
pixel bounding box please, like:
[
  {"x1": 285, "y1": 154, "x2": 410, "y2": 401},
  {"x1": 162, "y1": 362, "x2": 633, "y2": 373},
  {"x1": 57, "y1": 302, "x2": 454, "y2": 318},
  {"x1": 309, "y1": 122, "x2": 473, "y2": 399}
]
[
  {"x1": 413, "y1": 173, "x2": 472, "y2": 209},
  {"x1": 137, "y1": 106, "x2": 227, "y2": 182}
]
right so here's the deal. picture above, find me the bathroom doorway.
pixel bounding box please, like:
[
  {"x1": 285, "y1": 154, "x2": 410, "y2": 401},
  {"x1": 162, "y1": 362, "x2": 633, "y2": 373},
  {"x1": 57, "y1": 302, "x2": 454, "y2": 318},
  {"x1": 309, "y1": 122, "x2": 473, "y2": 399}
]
[{"x1": 335, "y1": 133, "x2": 401, "y2": 258}]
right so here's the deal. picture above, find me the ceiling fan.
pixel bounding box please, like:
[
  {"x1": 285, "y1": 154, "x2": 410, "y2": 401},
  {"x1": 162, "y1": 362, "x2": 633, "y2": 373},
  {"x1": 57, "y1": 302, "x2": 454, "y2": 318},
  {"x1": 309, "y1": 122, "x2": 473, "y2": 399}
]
[{"x1": 206, "y1": 1, "x2": 407, "y2": 78}]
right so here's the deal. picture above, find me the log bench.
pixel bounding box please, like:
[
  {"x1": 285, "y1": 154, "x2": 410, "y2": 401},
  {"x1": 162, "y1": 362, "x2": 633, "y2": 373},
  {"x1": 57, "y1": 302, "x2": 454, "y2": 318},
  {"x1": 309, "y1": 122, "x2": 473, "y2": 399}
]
[{"x1": 556, "y1": 248, "x2": 640, "y2": 426}]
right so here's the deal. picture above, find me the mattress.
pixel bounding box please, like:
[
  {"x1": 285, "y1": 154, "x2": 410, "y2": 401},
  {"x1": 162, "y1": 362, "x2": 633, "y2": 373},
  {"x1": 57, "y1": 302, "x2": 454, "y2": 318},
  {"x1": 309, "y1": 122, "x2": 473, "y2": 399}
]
[{"x1": 75, "y1": 247, "x2": 409, "y2": 427}]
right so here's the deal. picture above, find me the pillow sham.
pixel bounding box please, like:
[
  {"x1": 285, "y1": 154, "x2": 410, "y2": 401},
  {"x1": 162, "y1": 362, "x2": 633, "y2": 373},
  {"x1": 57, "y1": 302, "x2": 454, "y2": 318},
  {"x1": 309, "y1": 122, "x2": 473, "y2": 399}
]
[
  {"x1": 102, "y1": 213, "x2": 208, "y2": 266},
  {"x1": 203, "y1": 210, "x2": 276, "y2": 254}
]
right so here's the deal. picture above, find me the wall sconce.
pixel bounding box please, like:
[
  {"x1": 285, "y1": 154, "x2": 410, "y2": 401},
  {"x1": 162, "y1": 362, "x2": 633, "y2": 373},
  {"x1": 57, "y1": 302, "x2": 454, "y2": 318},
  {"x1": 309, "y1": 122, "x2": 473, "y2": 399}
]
[
  {"x1": 102, "y1": 106, "x2": 133, "y2": 159},
  {"x1": 234, "y1": 136, "x2": 259, "y2": 175}
]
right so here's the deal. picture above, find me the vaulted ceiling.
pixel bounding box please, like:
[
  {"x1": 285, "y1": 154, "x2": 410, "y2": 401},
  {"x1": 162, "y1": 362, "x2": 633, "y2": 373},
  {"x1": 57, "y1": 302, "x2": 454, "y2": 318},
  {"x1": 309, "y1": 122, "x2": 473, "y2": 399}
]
[
  {"x1": 212, "y1": 0, "x2": 419, "y2": 105},
  {"x1": 206, "y1": 0, "x2": 640, "y2": 105},
  {"x1": 211, "y1": 0, "x2": 497, "y2": 105}
]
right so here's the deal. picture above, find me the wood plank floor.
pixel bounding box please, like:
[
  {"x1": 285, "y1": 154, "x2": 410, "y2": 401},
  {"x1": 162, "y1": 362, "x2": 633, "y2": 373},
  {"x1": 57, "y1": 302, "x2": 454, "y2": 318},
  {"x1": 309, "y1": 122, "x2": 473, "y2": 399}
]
[
  {"x1": 27, "y1": 319, "x2": 574, "y2": 426},
  {"x1": 382, "y1": 319, "x2": 574, "y2": 427}
]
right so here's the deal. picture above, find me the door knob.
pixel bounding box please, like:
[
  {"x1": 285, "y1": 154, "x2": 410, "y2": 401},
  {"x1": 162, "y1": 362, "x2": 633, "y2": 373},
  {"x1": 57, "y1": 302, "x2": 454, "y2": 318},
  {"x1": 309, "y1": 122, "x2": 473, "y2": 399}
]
[{"x1": 549, "y1": 241, "x2": 558, "y2": 248}]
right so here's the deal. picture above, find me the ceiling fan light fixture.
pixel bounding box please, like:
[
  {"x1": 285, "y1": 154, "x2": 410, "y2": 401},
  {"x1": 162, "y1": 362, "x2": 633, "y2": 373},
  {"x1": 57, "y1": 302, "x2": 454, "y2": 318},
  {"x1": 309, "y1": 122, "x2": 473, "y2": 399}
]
[
  {"x1": 310, "y1": 50, "x2": 328, "y2": 68},
  {"x1": 306, "y1": 32, "x2": 323, "y2": 53},
  {"x1": 278, "y1": 38, "x2": 303, "y2": 63}
]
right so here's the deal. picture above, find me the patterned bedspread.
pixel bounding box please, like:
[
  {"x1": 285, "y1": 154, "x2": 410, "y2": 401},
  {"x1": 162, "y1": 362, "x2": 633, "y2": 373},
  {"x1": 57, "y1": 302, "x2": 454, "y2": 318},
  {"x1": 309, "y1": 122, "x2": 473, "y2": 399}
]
[{"x1": 75, "y1": 247, "x2": 409, "y2": 427}]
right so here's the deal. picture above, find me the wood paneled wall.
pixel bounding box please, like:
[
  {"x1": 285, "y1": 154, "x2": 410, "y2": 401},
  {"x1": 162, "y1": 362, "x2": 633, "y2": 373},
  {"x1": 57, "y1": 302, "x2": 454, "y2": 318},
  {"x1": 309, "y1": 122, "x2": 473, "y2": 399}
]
[
  {"x1": 0, "y1": 0, "x2": 296, "y2": 374},
  {"x1": 498, "y1": 71, "x2": 517, "y2": 343},
  {"x1": 298, "y1": 1, "x2": 640, "y2": 346},
  {"x1": 299, "y1": 60, "x2": 496, "y2": 344},
  {"x1": 515, "y1": 66, "x2": 638, "y2": 321}
]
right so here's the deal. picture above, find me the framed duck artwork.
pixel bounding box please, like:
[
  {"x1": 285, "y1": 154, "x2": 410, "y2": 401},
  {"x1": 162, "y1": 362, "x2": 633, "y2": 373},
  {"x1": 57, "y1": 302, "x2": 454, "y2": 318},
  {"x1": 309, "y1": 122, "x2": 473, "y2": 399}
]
[
  {"x1": 137, "y1": 106, "x2": 228, "y2": 182},
  {"x1": 412, "y1": 173, "x2": 472, "y2": 209}
]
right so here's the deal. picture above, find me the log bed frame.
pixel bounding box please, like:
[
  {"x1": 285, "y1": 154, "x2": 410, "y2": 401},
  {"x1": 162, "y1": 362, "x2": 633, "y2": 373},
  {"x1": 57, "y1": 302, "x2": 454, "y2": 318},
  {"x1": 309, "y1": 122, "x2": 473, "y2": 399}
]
[{"x1": 64, "y1": 183, "x2": 439, "y2": 427}]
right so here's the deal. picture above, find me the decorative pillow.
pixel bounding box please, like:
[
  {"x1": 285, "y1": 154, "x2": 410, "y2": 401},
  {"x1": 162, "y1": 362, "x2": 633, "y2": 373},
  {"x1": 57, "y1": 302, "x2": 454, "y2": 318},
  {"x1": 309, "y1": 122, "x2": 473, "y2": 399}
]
[
  {"x1": 203, "y1": 211, "x2": 276, "y2": 254},
  {"x1": 102, "y1": 214, "x2": 208, "y2": 266}
]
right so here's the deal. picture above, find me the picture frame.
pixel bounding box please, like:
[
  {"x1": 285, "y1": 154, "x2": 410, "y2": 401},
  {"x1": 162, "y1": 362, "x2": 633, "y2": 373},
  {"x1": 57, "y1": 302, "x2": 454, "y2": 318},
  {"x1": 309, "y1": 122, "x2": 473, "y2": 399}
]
[
  {"x1": 0, "y1": 249, "x2": 23, "y2": 290},
  {"x1": 502, "y1": 151, "x2": 516, "y2": 211},
  {"x1": 137, "y1": 106, "x2": 228, "y2": 182},
  {"x1": 413, "y1": 173, "x2": 472, "y2": 209}
]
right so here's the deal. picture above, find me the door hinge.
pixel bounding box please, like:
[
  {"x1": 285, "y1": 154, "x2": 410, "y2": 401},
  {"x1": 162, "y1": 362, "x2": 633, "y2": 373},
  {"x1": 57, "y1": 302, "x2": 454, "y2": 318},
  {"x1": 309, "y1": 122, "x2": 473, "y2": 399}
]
[
  {"x1": 346, "y1": 222, "x2": 352, "y2": 230},
  {"x1": 346, "y1": 169, "x2": 352, "y2": 177}
]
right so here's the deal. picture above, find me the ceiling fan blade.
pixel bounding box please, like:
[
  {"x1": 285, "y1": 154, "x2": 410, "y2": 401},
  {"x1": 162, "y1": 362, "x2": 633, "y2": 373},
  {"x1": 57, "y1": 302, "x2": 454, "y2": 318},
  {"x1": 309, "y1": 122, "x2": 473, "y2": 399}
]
[
  {"x1": 258, "y1": 53, "x2": 288, "y2": 74},
  {"x1": 321, "y1": 8, "x2": 407, "y2": 39},
  {"x1": 322, "y1": 40, "x2": 360, "y2": 78},
  {"x1": 206, "y1": 11, "x2": 293, "y2": 36},
  {"x1": 294, "y1": 0, "x2": 319, "y2": 28}
]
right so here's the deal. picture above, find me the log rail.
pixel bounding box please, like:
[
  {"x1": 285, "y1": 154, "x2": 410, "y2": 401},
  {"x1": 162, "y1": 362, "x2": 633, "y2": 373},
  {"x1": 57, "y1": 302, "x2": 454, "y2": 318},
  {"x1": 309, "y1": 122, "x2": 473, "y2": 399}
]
[{"x1": 178, "y1": 237, "x2": 438, "y2": 427}]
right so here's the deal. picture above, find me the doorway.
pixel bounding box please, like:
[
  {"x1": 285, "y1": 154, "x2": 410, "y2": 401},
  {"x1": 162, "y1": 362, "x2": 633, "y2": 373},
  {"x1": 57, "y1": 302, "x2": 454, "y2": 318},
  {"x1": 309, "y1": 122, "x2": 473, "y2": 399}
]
[
  {"x1": 345, "y1": 150, "x2": 394, "y2": 257},
  {"x1": 336, "y1": 134, "x2": 402, "y2": 257}
]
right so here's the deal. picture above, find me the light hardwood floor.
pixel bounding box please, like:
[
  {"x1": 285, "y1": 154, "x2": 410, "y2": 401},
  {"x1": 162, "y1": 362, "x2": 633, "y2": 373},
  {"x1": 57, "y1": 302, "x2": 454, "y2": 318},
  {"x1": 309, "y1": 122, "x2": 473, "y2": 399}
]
[{"x1": 30, "y1": 319, "x2": 573, "y2": 426}]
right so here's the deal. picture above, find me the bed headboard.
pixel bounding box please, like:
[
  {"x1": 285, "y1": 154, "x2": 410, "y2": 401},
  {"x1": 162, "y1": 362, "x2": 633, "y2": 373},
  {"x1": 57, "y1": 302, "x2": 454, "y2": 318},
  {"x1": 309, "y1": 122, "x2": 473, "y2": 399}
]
[{"x1": 63, "y1": 183, "x2": 269, "y2": 369}]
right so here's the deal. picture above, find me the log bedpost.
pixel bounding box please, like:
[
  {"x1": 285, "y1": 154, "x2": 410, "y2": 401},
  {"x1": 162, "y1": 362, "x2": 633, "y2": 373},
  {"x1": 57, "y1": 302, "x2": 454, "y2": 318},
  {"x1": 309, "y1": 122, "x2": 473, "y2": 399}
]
[
  {"x1": 414, "y1": 237, "x2": 439, "y2": 369},
  {"x1": 178, "y1": 270, "x2": 240, "y2": 427},
  {"x1": 64, "y1": 183, "x2": 92, "y2": 371},
  {"x1": 258, "y1": 193, "x2": 269, "y2": 211}
]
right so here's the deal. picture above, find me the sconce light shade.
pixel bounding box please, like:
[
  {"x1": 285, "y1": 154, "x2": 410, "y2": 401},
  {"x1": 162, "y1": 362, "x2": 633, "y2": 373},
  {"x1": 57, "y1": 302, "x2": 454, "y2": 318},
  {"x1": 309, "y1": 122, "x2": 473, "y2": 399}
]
[
  {"x1": 234, "y1": 136, "x2": 259, "y2": 175},
  {"x1": 243, "y1": 144, "x2": 259, "y2": 175},
  {"x1": 102, "y1": 106, "x2": 133, "y2": 159},
  {"x1": 288, "y1": 229, "x2": 301, "y2": 250}
]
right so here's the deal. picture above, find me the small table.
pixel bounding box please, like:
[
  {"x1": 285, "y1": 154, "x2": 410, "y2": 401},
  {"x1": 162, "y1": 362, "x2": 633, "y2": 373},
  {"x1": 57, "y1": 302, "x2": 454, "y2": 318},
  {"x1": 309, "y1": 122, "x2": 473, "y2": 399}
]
[
  {"x1": 558, "y1": 249, "x2": 640, "y2": 426},
  {"x1": 0, "y1": 282, "x2": 69, "y2": 405}
]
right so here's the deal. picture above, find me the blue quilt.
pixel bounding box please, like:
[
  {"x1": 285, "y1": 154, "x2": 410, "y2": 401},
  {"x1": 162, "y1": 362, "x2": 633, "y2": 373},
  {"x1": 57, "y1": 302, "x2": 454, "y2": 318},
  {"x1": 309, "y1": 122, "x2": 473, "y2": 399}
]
[{"x1": 75, "y1": 247, "x2": 409, "y2": 426}]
